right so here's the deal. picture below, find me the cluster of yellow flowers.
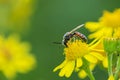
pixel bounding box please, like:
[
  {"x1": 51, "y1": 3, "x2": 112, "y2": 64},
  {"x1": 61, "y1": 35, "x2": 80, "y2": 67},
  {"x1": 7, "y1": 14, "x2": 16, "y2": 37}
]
[
  {"x1": 0, "y1": 35, "x2": 36, "y2": 79},
  {"x1": 53, "y1": 8, "x2": 120, "y2": 80},
  {"x1": 0, "y1": 0, "x2": 36, "y2": 79}
]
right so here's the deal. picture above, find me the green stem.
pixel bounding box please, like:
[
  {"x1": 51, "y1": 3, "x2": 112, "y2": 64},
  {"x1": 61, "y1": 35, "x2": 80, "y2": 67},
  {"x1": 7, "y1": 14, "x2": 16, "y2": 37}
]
[
  {"x1": 85, "y1": 67, "x2": 95, "y2": 80},
  {"x1": 108, "y1": 53, "x2": 113, "y2": 76},
  {"x1": 114, "y1": 55, "x2": 120, "y2": 80},
  {"x1": 82, "y1": 58, "x2": 95, "y2": 80}
]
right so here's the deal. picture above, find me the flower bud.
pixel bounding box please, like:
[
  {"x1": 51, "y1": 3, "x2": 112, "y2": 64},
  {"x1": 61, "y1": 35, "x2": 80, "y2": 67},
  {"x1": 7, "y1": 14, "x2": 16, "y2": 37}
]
[{"x1": 103, "y1": 38, "x2": 117, "y2": 54}]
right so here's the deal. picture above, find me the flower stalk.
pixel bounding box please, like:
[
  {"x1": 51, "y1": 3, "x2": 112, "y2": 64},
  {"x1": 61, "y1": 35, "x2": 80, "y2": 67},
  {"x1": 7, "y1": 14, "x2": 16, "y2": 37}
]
[
  {"x1": 107, "y1": 53, "x2": 113, "y2": 76},
  {"x1": 114, "y1": 55, "x2": 120, "y2": 80},
  {"x1": 114, "y1": 39, "x2": 120, "y2": 80},
  {"x1": 82, "y1": 58, "x2": 95, "y2": 80}
]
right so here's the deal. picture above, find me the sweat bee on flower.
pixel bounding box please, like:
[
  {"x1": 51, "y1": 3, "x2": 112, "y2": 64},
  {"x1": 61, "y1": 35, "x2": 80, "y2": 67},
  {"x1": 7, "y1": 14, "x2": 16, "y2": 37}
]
[
  {"x1": 54, "y1": 24, "x2": 87, "y2": 47},
  {"x1": 62, "y1": 24, "x2": 87, "y2": 47}
]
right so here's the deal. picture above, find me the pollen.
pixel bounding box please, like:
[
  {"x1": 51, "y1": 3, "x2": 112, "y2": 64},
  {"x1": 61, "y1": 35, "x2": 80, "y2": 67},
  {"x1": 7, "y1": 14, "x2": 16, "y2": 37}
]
[{"x1": 64, "y1": 40, "x2": 89, "y2": 60}]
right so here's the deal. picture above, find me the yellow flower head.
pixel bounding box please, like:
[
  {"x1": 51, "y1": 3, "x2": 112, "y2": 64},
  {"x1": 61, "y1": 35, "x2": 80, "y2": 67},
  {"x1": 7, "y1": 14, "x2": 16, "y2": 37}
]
[
  {"x1": 0, "y1": 35, "x2": 36, "y2": 79},
  {"x1": 65, "y1": 40, "x2": 89, "y2": 60},
  {"x1": 53, "y1": 39, "x2": 103, "y2": 78},
  {"x1": 85, "y1": 8, "x2": 120, "y2": 39}
]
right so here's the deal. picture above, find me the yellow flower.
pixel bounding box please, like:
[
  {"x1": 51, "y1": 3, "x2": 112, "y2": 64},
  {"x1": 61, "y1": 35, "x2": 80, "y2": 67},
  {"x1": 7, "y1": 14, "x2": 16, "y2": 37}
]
[
  {"x1": 0, "y1": 35, "x2": 36, "y2": 79},
  {"x1": 84, "y1": 9, "x2": 120, "y2": 69},
  {"x1": 53, "y1": 39, "x2": 103, "y2": 78},
  {"x1": 85, "y1": 8, "x2": 120, "y2": 40}
]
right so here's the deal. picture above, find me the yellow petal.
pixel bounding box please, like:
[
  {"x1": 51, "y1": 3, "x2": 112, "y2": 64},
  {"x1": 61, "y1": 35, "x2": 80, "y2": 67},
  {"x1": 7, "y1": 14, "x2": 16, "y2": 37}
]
[
  {"x1": 114, "y1": 27, "x2": 120, "y2": 37},
  {"x1": 59, "y1": 60, "x2": 75, "y2": 77},
  {"x1": 65, "y1": 61, "x2": 75, "y2": 77},
  {"x1": 84, "y1": 54, "x2": 98, "y2": 63},
  {"x1": 89, "y1": 63, "x2": 96, "y2": 70},
  {"x1": 2, "y1": 64, "x2": 16, "y2": 79},
  {"x1": 59, "y1": 67, "x2": 66, "y2": 77},
  {"x1": 78, "y1": 70, "x2": 87, "y2": 79},
  {"x1": 85, "y1": 22, "x2": 101, "y2": 32},
  {"x1": 15, "y1": 55, "x2": 36, "y2": 73},
  {"x1": 104, "y1": 27, "x2": 113, "y2": 37},
  {"x1": 53, "y1": 60, "x2": 67, "y2": 72},
  {"x1": 102, "y1": 57, "x2": 108, "y2": 68},
  {"x1": 90, "y1": 52, "x2": 104, "y2": 61},
  {"x1": 76, "y1": 58, "x2": 83, "y2": 68},
  {"x1": 88, "y1": 28, "x2": 104, "y2": 39}
]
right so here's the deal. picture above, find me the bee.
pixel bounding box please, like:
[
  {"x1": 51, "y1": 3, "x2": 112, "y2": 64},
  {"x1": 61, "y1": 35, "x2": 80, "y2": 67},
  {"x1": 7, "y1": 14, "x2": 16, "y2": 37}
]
[
  {"x1": 62, "y1": 24, "x2": 87, "y2": 47},
  {"x1": 53, "y1": 24, "x2": 87, "y2": 47}
]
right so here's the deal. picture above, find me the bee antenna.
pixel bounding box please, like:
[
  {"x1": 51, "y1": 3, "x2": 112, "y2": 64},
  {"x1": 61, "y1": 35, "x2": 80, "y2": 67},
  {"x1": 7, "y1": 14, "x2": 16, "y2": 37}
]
[
  {"x1": 53, "y1": 42, "x2": 62, "y2": 44},
  {"x1": 69, "y1": 24, "x2": 84, "y2": 33}
]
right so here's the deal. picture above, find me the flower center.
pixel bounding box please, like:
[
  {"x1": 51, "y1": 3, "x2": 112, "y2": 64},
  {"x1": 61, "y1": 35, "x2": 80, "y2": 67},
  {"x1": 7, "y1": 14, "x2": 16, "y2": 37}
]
[
  {"x1": 0, "y1": 47, "x2": 12, "y2": 61},
  {"x1": 64, "y1": 40, "x2": 89, "y2": 60}
]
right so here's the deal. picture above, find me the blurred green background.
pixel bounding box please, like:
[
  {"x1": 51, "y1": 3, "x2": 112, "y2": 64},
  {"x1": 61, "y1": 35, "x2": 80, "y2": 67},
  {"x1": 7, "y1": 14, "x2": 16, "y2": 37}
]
[{"x1": 1, "y1": 0, "x2": 120, "y2": 80}]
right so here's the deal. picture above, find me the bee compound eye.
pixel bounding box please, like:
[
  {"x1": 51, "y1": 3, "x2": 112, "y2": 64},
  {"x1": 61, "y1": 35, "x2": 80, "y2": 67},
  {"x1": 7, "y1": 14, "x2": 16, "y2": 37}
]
[{"x1": 63, "y1": 32, "x2": 70, "y2": 38}]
